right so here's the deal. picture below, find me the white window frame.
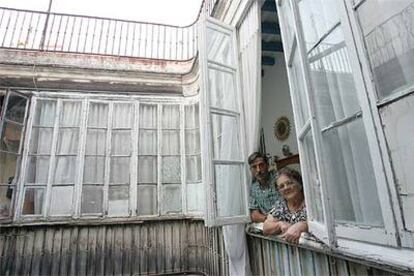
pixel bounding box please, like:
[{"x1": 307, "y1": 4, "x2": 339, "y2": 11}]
[
  {"x1": 277, "y1": 0, "x2": 399, "y2": 247},
  {"x1": 199, "y1": 15, "x2": 250, "y2": 226},
  {"x1": 342, "y1": 0, "x2": 414, "y2": 248},
  {"x1": 7, "y1": 91, "x2": 203, "y2": 224},
  {"x1": 0, "y1": 89, "x2": 30, "y2": 221},
  {"x1": 277, "y1": 0, "x2": 336, "y2": 246}
]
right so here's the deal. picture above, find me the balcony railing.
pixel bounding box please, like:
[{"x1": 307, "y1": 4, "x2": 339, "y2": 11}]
[{"x1": 0, "y1": 6, "x2": 198, "y2": 60}]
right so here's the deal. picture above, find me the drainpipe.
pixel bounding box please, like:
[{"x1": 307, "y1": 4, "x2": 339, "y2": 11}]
[{"x1": 39, "y1": 0, "x2": 53, "y2": 50}]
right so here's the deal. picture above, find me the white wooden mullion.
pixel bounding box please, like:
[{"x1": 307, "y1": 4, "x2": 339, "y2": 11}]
[
  {"x1": 103, "y1": 102, "x2": 114, "y2": 216},
  {"x1": 16, "y1": 91, "x2": 31, "y2": 156},
  {"x1": 157, "y1": 103, "x2": 162, "y2": 216},
  {"x1": 337, "y1": 0, "x2": 399, "y2": 246},
  {"x1": 44, "y1": 99, "x2": 62, "y2": 218},
  {"x1": 180, "y1": 104, "x2": 186, "y2": 214},
  {"x1": 130, "y1": 101, "x2": 139, "y2": 216},
  {"x1": 290, "y1": 0, "x2": 337, "y2": 246},
  {"x1": 73, "y1": 99, "x2": 88, "y2": 218},
  {"x1": 287, "y1": 36, "x2": 297, "y2": 67},
  {"x1": 14, "y1": 97, "x2": 37, "y2": 221}
]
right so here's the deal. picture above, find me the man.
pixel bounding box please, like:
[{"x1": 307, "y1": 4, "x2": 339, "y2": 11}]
[{"x1": 248, "y1": 152, "x2": 281, "y2": 222}]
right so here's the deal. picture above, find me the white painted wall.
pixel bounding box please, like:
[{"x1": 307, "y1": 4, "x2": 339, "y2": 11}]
[{"x1": 261, "y1": 53, "x2": 298, "y2": 161}]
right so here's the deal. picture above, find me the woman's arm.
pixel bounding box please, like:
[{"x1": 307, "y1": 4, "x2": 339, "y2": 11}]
[
  {"x1": 263, "y1": 214, "x2": 291, "y2": 235},
  {"x1": 280, "y1": 221, "x2": 308, "y2": 243}
]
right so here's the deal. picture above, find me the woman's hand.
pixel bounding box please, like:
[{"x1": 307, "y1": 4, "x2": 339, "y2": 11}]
[
  {"x1": 278, "y1": 221, "x2": 291, "y2": 233},
  {"x1": 263, "y1": 216, "x2": 280, "y2": 235},
  {"x1": 280, "y1": 221, "x2": 308, "y2": 244}
]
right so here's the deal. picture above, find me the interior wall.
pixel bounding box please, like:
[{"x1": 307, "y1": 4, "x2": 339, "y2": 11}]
[{"x1": 261, "y1": 53, "x2": 298, "y2": 163}]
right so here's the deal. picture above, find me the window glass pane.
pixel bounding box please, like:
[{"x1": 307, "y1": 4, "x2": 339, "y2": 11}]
[
  {"x1": 60, "y1": 101, "x2": 81, "y2": 126},
  {"x1": 303, "y1": 131, "x2": 324, "y2": 223},
  {"x1": 161, "y1": 184, "x2": 182, "y2": 214},
  {"x1": 112, "y1": 130, "x2": 131, "y2": 155},
  {"x1": 110, "y1": 157, "x2": 130, "y2": 184},
  {"x1": 88, "y1": 103, "x2": 108, "y2": 127},
  {"x1": 139, "y1": 104, "x2": 157, "y2": 129},
  {"x1": 83, "y1": 156, "x2": 105, "y2": 183},
  {"x1": 162, "y1": 130, "x2": 180, "y2": 155},
  {"x1": 108, "y1": 186, "x2": 129, "y2": 216},
  {"x1": 298, "y1": 0, "x2": 340, "y2": 50},
  {"x1": 57, "y1": 128, "x2": 79, "y2": 154},
  {"x1": 85, "y1": 129, "x2": 106, "y2": 155},
  {"x1": 81, "y1": 185, "x2": 103, "y2": 214},
  {"x1": 208, "y1": 68, "x2": 237, "y2": 111},
  {"x1": 380, "y1": 93, "x2": 414, "y2": 231},
  {"x1": 185, "y1": 104, "x2": 199, "y2": 129},
  {"x1": 186, "y1": 182, "x2": 203, "y2": 212},
  {"x1": 138, "y1": 156, "x2": 157, "y2": 183},
  {"x1": 137, "y1": 185, "x2": 157, "y2": 215},
  {"x1": 162, "y1": 156, "x2": 181, "y2": 183},
  {"x1": 50, "y1": 186, "x2": 73, "y2": 215},
  {"x1": 308, "y1": 26, "x2": 360, "y2": 127},
  {"x1": 289, "y1": 50, "x2": 310, "y2": 126},
  {"x1": 0, "y1": 152, "x2": 19, "y2": 184},
  {"x1": 207, "y1": 26, "x2": 234, "y2": 66},
  {"x1": 5, "y1": 94, "x2": 27, "y2": 123},
  {"x1": 185, "y1": 129, "x2": 200, "y2": 154},
  {"x1": 138, "y1": 130, "x2": 157, "y2": 154},
  {"x1": 22, "y1": 188, "x2": 44, "y2": 215},
  {"x1": 54, "y1": 156, "x2": 77, "y2": 184},
  {"x1": 29, "y1": 127, "x2": 53, "y2": 154},
  {"x1": 214, "y1": 164, "x2": 244, "y2": 217},
  {"x1": 33, "y1": 100, "x2": 56, "y2": 127},
  {"x1": 0, "y1": 186, "x2": 13, "y2": 218},
  {"x1": 112, "y1": 103, "x2": 133, "y2": 128},
  {"x1": 211, "y1": 114, "x2": 241, "y2": 160},
  {"x1": 357, "y1": 1, "x2": 414, "y2": 99},
  {"x1": 162, "y1": 105, "x2": 180, "y2": 129},
  {"x1": 186, "y1": 155, "x2": 201, "y2": 182},
  {"x1": 279, "y1": 0, "x2": 295, "y2": 49},
  {"x1": 0, "y1": 122, "x2": 22, "y2": 153},
  {"x1": 26, "y1": 156, "x2": 50, "y2": 184},
  {"x1": 322, "y1": 118, "x2": 383, "y2": 226}
]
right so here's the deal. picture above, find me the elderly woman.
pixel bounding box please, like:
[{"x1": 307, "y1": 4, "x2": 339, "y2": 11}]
[{"x1": 263, "y1": 167, "x2": 308, "y2": 243}]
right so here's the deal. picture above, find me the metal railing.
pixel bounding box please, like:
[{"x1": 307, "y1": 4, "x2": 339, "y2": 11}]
[{"x1": 0, "y1": 6, "x2": 198, "y2": 60}]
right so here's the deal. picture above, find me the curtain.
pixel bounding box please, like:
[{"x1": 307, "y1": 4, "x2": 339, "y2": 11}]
[
  {"x1": 161, "y1": 105, "x2": 182, "y2": 213},
  {"x1": 223, "y1": 1, "x2": 261, "y2": 275},
  {"x1": 138, "y1": 104, "x2": 158, "y2": 215}
]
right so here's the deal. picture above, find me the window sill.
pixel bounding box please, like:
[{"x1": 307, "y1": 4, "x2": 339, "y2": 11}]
[
  {"x1": 246, "y1": 224, "x2": 414, "y2": 274},
  {"x1": 0, "y1": 214, "x2": 203, "y2": 227}
]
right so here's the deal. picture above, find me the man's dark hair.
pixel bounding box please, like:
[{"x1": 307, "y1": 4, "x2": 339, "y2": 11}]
[
  {"x1": 277, "y1": 167, "x2": 302, "y2": 186},
  {"x1": 248, "y1": 152, "x2": 268, "y2": 165}
]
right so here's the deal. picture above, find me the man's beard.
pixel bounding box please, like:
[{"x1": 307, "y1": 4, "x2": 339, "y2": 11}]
[{"x1": 256, "y1": 171, "x2": 268, "y2": 181}]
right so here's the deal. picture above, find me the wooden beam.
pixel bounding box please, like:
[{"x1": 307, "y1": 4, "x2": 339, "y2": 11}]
[
  {"x1": 262, "y1": 56, "x2": 275, "y2": 66},
  {"x1": 262, "y1": 0, "x2": 277, "y2": 12},
  {"x1": 262, "y1": 41, "x2": 283, "y2": 52},
  {"x1": 261, "y1": 22, "x2": 281, "y2": 35}
]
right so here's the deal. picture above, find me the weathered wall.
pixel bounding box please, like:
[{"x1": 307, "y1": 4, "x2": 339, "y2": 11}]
[
  {"x1": 247, "y1": 233, "x2": 402, "y2": 276},
  {"x1": 0, "y1": 219, "x2": 228, "y2": 275},
  {"x1": 261, "y1": 53, "x2": 298, "y2": 160}
]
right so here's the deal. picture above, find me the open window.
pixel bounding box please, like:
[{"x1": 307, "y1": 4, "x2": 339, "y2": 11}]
[
  {"x1": 276, "y1": 0, "x2": 398, "y2": 247},
  {"x1": 0, "y1": 90, "x2": 29, "y2": 220},
  {"x1": 199, "y1": 16, "x2": 250, "y2": 226}
]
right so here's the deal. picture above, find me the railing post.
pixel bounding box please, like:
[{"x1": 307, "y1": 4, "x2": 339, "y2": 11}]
[{"x1": 39, "y1": 0, "x2": 53, "y2": 50}]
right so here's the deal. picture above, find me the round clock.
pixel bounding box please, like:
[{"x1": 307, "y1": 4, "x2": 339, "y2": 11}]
[{"x1": 274, "y1": 116, "x2": 291, "y2": 141}]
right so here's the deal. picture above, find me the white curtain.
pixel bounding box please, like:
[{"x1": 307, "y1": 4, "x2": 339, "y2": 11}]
[{"x1": 223, "y1": 1, "x2": 261, "y2": 276}]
